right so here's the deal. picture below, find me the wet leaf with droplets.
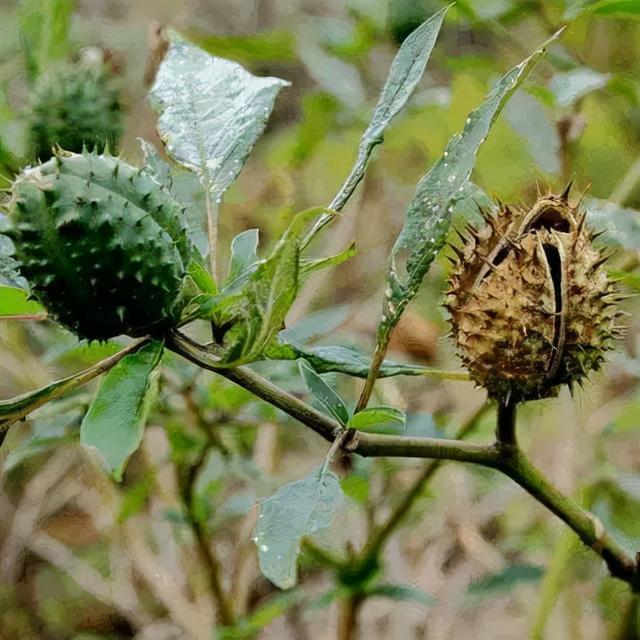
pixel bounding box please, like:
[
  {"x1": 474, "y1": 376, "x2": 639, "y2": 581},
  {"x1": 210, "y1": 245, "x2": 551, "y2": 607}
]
[
  {"x1": 380, "y1": 30, "x2": 563, "y2": 340},
  {"x1": 254, "y1": 466, "x2": 343, "y2": 589},
  {"x1": 150, "y1": 32, "x2": 289, "y2": 199}
]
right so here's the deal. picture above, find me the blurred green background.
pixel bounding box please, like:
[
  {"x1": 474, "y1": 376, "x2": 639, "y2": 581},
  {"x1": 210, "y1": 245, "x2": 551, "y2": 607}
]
[{"x1": 1, "y1": 0, "x2": 640, "y2": 638}]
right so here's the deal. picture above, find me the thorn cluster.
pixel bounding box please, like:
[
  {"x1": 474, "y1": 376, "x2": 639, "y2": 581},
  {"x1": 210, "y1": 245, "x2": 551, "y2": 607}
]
[{"x1": 445, "y1": 186, "x2": 624, "y2": 401}]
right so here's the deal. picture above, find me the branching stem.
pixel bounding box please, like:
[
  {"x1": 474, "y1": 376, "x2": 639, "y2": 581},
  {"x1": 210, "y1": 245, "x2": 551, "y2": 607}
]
[{"x1": 167, "y1": 332, "x2": 640, "y2": 592}]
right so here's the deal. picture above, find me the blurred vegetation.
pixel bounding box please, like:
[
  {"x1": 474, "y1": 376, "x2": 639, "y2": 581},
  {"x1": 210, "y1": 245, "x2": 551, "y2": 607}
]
[{"x1": 1, "y1": 0, "x2": 640, "y2": 638}]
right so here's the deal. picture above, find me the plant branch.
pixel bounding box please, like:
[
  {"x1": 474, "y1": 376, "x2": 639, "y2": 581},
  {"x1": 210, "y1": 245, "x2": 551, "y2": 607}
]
[
  {"x1": 167, "y1": 332, "x2": 640, "y2": 591},
  {"x1": 494, "y1": 448, "x2": 640, "y2": 591},
  {"x1": 354, "y1": 340, "x2": 389, "y2": 413},
  {"x1": 0, "y1": 336, "x2": 151, "y2": 431},
  {"x1": 362, "y1": 401, "x2": 492, "y2": 560},
  {"x1": 205, "y1": 191, "x2": 220, "y2": 282}
]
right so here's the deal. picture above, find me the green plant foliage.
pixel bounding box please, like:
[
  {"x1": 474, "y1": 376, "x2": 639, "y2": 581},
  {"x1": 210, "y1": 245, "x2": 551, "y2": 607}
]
[
  {"x1": 347, "y1": 406, "x2": 406, "y2": 434},
  {"x1": 254, "y1": 465, "x2": 343, "y2": 589},
  {"x1": 0, "y1": 343, "x2": 140, "y2": 427},
  {"x1": 299, "y1": 360, "x2": 350, "y2": 424},
  {"x1": 364, "y1": 583, "x2": 436, "y2": 606},
  {"x1": 18, "y1": 0, "x2": 73, "y2": 80},
  {"x1": 379, "y1": 31, "x2": 562, "y2": 346},
  {"x1": 276, "y1": 341, "x2": 469, "y2": 380},
  {"x1": 27, "y1": 62, "x2": 123, "y2": 160},
  {"x1": 149, "y1": 32, "x2": 289, "y2": 201},
  {"x1": 466, "y1": 564, "x2": 544, "y2": 602},
  {"x1": 225, "y1": 228, "x2": 261, "y2": 291},
  {"x1": 549, "y1": 67, "x2": 611, "y2": 108},
  {"x1": 6, "y1": 150, "x2": 192, "y2": 339},
  {"x1": 0, "y1": 285, "x2": 44, "y2": 317},
  {"x1": 208, "y1": 207, "x2": 331, "y2": 366},
  {"x1": 308, "y1": 5, "x2": 450, "y2": 235},
  {"x1": 585, "y1": 198, "x2": 640, "y2": 250},
  {"x1": 219, "y1": 591, "x2": 305, "y2": 640},
  {"x1": 80, "y1": 340, "x2": 163, "y2": 480}
]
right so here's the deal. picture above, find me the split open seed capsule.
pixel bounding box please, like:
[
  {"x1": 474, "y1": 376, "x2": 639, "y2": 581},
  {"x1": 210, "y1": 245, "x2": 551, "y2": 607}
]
[{"x1": 446, "y1": 188, "x2": 624, "y2": 402}]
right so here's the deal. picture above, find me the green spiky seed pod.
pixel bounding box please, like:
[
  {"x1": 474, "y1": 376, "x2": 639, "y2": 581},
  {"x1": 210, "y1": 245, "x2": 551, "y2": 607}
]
[
  {"x1": 6, "y1": 150, "x2": 191, "y2": 340},
  {"x1": 446, "y1": 190, "x2": 623, "y2": 402},
  {"x1": 28, "y1": 63, "x2": 123, "y2": 161}
]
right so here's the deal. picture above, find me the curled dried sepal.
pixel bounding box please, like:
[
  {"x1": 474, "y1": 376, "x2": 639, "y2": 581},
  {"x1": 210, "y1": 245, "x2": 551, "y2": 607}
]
[{"x1": 446, "y1": 189, "x2": 623, "y2": 401}]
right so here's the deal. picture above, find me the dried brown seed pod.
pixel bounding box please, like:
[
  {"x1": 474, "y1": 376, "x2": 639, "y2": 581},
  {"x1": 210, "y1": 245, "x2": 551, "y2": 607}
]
[{"x1": 446, "y1": 188, "x2": 624, "y2": 402}]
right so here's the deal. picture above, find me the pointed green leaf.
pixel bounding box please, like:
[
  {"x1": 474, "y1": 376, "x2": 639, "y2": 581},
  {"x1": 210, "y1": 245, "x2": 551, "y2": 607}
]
[
  {"x1": 188, "y1": 259, "x2": 218, "y2": 295},
  {"x1": 254, "y1": 466, "x2": 343, "y2": 589},
  {"x1": 307, "y1": 5, "x2": 450, "y2": 239},
  {"x1": 273, "y1": 341, "x2": 469, "y2": 380},
  {"x1": 466, "y1": 564, "x2": 544, "y2": 601},
  {"x1": 300, "y1": 242, "x2": 356, "y2": 277},
  {"x1": 150, "y1": 32, "x2": 290, "y2": 199},
  {"x1": 80, "y1": 341, "x2": 164, "y2": 481},
  {"x1": 347, "y1": 406, "x2": 406, "y2": 434},
  {"x1": 211, "y1": 208, "x2": 332, "y2": 366},
  {"x1": 0, "y1": 286, "x2": 45, "y2": 318},
  {"x1": 365, "y1": 583, "x2": 436, "y2": 606},
  {"x1": 226, "y1": 228, "x2": 260, "y2": 286},
  {"x1": 381, "y1": 31, "x2": 562, "y2": 339},
  {"x1": 299, "y1": 360, "x2": 349, "y2": 425}
]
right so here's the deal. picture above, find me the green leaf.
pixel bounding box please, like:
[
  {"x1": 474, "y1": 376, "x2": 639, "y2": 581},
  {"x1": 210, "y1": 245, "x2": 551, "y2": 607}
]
[
  {"x1": 226, "y1": 228, "x2": 261, "y2": 288},
  {"x1": 139, "y1": 138, "x2": 209, "y2": 256},
  {"x1": 254, "y1": 465, "x2": 343, "y2": 589},
  {"x1": 347, "y1": 406, "x2": 406, "y2": 434},
  {"x1": 219, "y1": 591, "x2": 304, "y2": 640},
  {"x1": 300, "y1": 242, "x2": 356, "y2": 277},
  {"x1": 211, "y1": 208, "x2": 331, "y2": 367},
  {"x1": 466, "y1": 564, "x2": 544, "y2": 601},
  {"x1": 549, "y1": 67, "x2": 610, "y2": 108},
  {"x1": 585, "y1": 198, "x2": 640, "y2": 251},
  {"x1": 340, "y1": 475, "x2": 369, "y2": 504},
  {"x1": 0, "y1": 223, "x2": 26, "y2": 289},
  {"x1": 190, "y1": 29, "x2": 297, "y2": 65},
  {"x1": 188, "y1": 259, "x2": 218, "y2": 295},
  {"x1": 299, "y1": 360, "x2": 349, "y2": 425},
  {"x1": 0, "y1": 286, "x2": 45, "y2": 318},
  {"x1": 0, "y1": 342, "x2": 147, "y2": 427},
  {"x1": 381, "y1": 31, "x2": 562, "y2": 341},
  {"x1": 565, "y1": 0, "x2": 640, "y2": 19},
  {"x1": 80, "y1": 341, "x2": 164, "y2": 481},
  {"x1": 307, "y1": 5, "x2": 450, "y2": 237},
  {"x1": 276, "y1": 341, "x2": 469, "y2": 380},
  {"x1": 365, "y1": 583, "x2": 436, "y2": 606},
  {"x1": 139, "y1": 137, "x2": 173, "y2": 187},
  {"x1": 19, "y1": 0, "x2": 73, "y2": 81},
  {"x1": 150, "y1": 32, "x2": 289, "y2": 200}
]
